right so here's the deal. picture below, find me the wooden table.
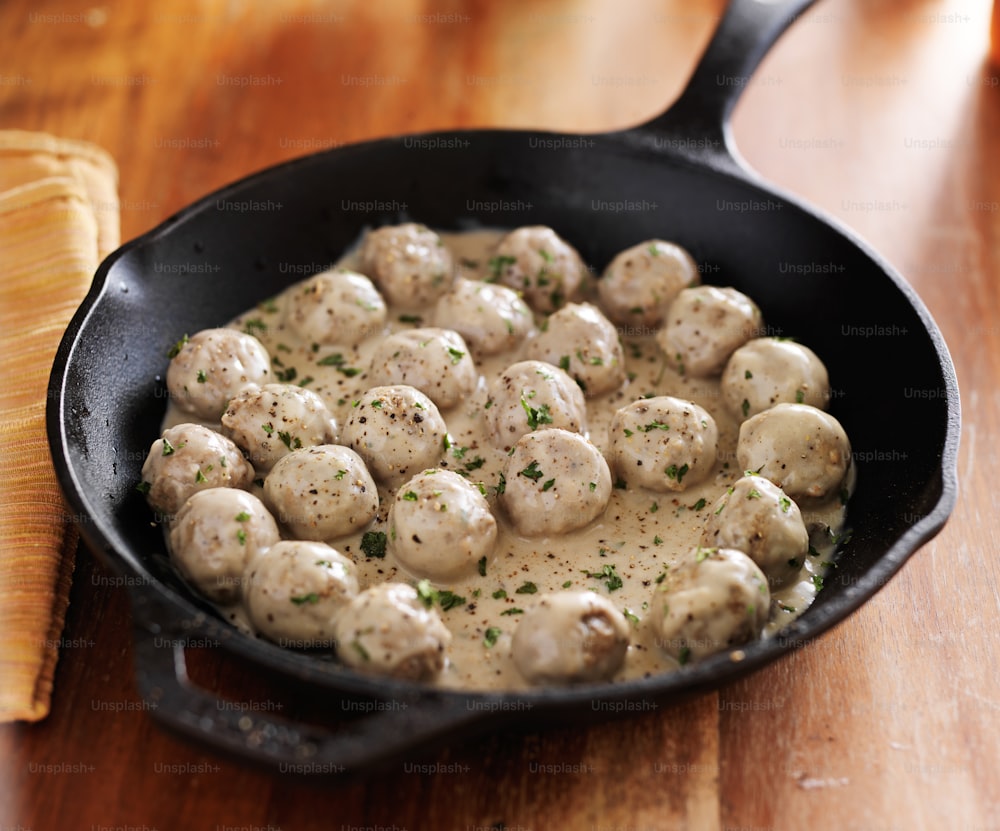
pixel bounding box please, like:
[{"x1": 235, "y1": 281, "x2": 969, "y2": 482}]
[{"x1": 2, "y1": 0, "x2": 998, "y2": 827}]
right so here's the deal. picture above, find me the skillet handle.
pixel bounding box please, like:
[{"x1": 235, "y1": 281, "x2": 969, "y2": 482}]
[
  {"x1": 628, "y1": 0, "x2": 819, "y2": 172},
  {"x1": 129, "y1": 621, "x2": 489, "y2": 775}
]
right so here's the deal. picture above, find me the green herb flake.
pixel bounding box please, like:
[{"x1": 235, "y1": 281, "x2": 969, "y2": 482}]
[
  {"x1": 521, "y1": 396, "x2": 554, "y2": 430},
  {"x1": 519, "y1": 460, "x2": 544, "y2": 482},
  {"x1": 161, "y1": 438, "x2": 176, "y2": 456},
  {"x1": 196, "y1": 369, "x2": 207, "y2": 384},
  {"x1": 334, "y1": 469, "x2": 348, "y2": 480},
  {"x1": 492, "y1": 589, "x2": 507, "y2": 599},
  {"x1": 779, "y1": 496, "x2": 792, "y2": 513},
  {"x1": 416, "y1": 579, "x2": 437, "y2": 608},
  {"x1": 278, "y1": 431, "x2": 302, "y2": 450},
  {"x1": 402, "y1": 491, "x2": 419, "y2": 501},
  {"x1": 483, "y1": 627, "x2": 502, "y2": 648},
  {"x1": 692, "y1": 498, "x2": 707, "y2": 511},
  {"x1": 623, "y1": 608, "x2": 640, "y2": 626},
  {"x1": 166, "y1": 334, "x2": 189, "y2": 359},
  {"x1": 351, "y1": 640, "x2": 370, "y2": 661},
  {"x1": 290, "y1": 593, "x2": 320, "y2": 606},
  {"x1": 678, "y1": 646, "x2": 691, "y2": 666},
  {"x1": 542, "y1": 478, "x2": 556, "y2": 492},
  {"x1": 438, "y1": 590, "x2": 467, "y2": 611},
  {"x1": 665, "y1": 463, "x2": 690, "y2": 483},
  {"x1": 515, "y1": 582, "x2": 538, "y2": 595},
  {"x1": 236, "y1": 529, "x2": 247, "y2": 546},
  {"x1": 558, "y1": 355, "x2": 571, "y2": 371},
  {"x1": 361, "y1": 530, "x2": 388, "y2": 559},
  {"x1": 796, "y1": 389, "x2": 806, "y2": 403},
  {"x1": 741, "y1": 398, "x2": 750, "y2": 418},
  {"x1": 812, "y1": 574, "x2": 825, "y2": 593},
  {"x1": 487, "y1": 255, "x2": 516, "y2": 281},
  {"x1": 500, "y1": 608, "x2": 524, "y2": 616},
  {"x1": 582, "y1": 564, "x2": 623, "y2": 592},
  {"x1": 447, "y1": 346, "x2": 466, "y2": 365},
  {"x1": 235, "y1": 511, "x2": 251, "y2": 522}
]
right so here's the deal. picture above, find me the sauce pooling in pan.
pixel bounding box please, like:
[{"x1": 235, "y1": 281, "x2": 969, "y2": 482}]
[{"x1": 142, "y1": 224, "x2": 852, "y2": 691}]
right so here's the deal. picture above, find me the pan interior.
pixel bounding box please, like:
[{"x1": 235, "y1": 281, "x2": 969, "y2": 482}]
[{"x1": 56, "y1": 129, "x2": 954, "y2": 699}]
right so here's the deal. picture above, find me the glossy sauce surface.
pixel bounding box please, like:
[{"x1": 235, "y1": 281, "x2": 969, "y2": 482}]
[{"x1": 165, "y1": 229, "x2": 847, "y2": 691}]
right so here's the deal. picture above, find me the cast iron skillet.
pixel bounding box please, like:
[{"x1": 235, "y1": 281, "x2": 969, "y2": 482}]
[{"x1": 49, "y1": 0, "x2": 959, "y2": 773}]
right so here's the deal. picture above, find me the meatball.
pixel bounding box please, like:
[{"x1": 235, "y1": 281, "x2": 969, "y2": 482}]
[
  {"x1": 523, "y1": 302, "x2": 625, "y2": 397},
  {"x1": 359, "y1": 223, "x2": 454, "y2": 308},
  {"x1": 243, "y1": 540, "x2": 359, "y2": 648},
  {"x1": 284, "y1": 269, "x2": 387, "y2": 347},
  {"x1": 499, "y1": 428, "x2": 612, "y2": 537},
  {"x1": 721, "y1": 337, "x2": 831, "y2": 421},
  {"x1": 263, "y1": 444, "x2": 378, "y2": 541},
  {"x1": 701, "y1": 475, "x2": 808, "y2": 588},
  {"x1": 140, "y1": 423, "x2": 254, "y2": 517},
  {"x1": 333, "y1": 582, "x2": 452, "y2": 680},
  {"x1": 367, "y1": 327, "x2": 477, "y2": 410},
  {"x1": 168, "y1": 488, "x2": 280, "y2": 604},
  {"x1": 432, "y1": 278, "x2": 534, "y2": 356},
  {"x1": 221, "y1": 383, "x2": 338, "y2": 473},
  {"x1": 597, "y1": 239, "x2": 700, "y2": 329},
  {"x1": 656, "y1": 286, "x2": 763, "y2": 377},
  {"x1": 511, "y1": 591, "x2": 630, "y2": 684},
  {"x1": 652, "y1": 546, "x2": 770, "y2": 663},
  {"x1": 166, "y1": 328, "x2": 271, "y2": 420},
  {"x1": 388, "y1": 469, "x2": 497, "y2": 581},
  {"x1": 339, "y1": 385, "x2": 449, "y2": 486},
  {"x1": 490, "y1": 225, "x2": 586, "y2": 314},
  {"x1": 608, "y1": 396, "x2": 718, "y2": 493},
  {"x1": 485, "y1": 360, "x2": 587, "y2": 450},
  {"x1": 737, "y1": 403, "x2": 851, "y2": 502}
]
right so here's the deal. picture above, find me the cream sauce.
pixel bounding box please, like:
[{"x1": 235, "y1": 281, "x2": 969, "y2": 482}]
[{"x1": 162, "y1": 229, "x2": 847, "y2": 691}]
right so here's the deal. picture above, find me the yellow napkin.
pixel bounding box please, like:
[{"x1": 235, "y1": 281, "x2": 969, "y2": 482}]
[{"x1": 0, "y1": 131, "x2": 119, "y2": 722}]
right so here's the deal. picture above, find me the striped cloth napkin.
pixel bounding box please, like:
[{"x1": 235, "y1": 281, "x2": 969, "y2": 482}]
[{"x1": 0, "y1": 130, "x2": 119, "y2": 721}]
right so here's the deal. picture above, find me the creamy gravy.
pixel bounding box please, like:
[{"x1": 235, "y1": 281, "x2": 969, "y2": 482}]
[{"x1": 162, "y1": 229, "x2": 847, "y2": 691}]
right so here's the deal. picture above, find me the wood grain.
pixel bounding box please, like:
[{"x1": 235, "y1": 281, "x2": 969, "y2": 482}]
[{"x1": 1, "y1": 0, "x2": 998, "y2": 829}]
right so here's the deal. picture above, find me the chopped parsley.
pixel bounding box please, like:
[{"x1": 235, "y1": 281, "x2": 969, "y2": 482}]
[
  {"x1": 402, "y1": 491, "x2": 419, "y2": 501},
  {"x1": 582, "y1": 563, "x2": 623, "y2": 592},
  {"x1": 196, "y1": 369, "x2": 207, "y2": 383},
  {"x1": 500, "y1": 608, "x2": 524, "y2": 616},
  {"x1": 515, "y1": 582, "x2": 538, "y2": 595},
  {"x1": 447, "y1": 346, "x2": 466, "y2": 365},
  {"x1": 278, "y1": 431, "x2": 302, "y2": 450},
  {"x1": 290, "y1": 593, "x2": 319, "y2": 605},
  {"x1": 519, "y1": 460, "x2": 544, "y2": 481},
  {"x1": 166, "y1": 334, "x2": 189, "y2": 359},
  {"x1": 521, "y1": 395, "x2": 554, "y2": 430},
  {"x1": 316, "y1": 352, "x2": 362, "y2": 377},
  {"x1": 360, "y1": 530, "x2": 387, "y2": 559},
  {"x1": 665, "y1": 463, "x2": 690, "y2": 483},
  {"x1": 487, "y1": 255, "x2": 516, "y2": 281},
  {"x1": 542, "y1": 478, "x2": 556, "y2": 492},
  {"x1": 477, "y1": 556, "x2": 487, "y2": 577},
  {"x1": 483, "y1": 627, "x2": 502, "y2": 648}
]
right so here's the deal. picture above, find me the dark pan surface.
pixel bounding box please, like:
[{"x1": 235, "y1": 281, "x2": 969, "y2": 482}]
[{"x1": 48, "y1": 0, "x2": 959, "y2": 769}]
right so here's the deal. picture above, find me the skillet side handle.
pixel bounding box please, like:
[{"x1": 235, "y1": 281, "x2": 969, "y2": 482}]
[
  {"x1": 130, "y1": 623, "x2": 488, "y2": 775},
  {"x1": 627, "y1": 0, "x2": 819, "y2": 173}
]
